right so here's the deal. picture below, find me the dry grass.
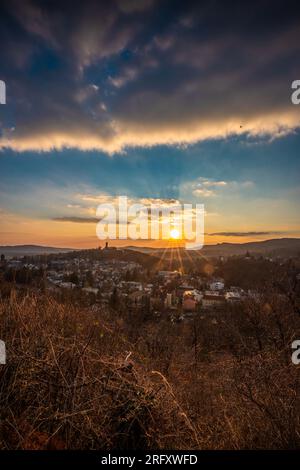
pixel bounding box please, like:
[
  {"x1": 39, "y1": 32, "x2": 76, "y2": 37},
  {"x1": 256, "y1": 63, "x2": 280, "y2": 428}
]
[
  {"x1": 0, "y1": 291, "x2": 197, "y2": 449},
  {"x1": 0, "y1": 289, "x2": 299, "y2": 449}
]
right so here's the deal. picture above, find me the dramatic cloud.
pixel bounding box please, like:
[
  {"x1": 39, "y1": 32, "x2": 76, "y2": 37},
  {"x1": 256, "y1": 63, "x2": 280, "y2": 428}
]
[
  {"x1": 52, "y1": 216, "x2": 99, "y2": 223},
  {"x1": 0, "y1": 0, "x2": 300, "y2": 153},
  {"x1": 180, "y1": 177, "x2": 255, "y2": 200}
]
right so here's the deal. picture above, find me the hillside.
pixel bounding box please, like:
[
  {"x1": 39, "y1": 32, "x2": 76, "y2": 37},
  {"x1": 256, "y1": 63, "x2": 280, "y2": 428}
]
[
  {"x1": 0, "y1": 245, "x2": 75, "y2": 258},
  {"x1": 126, "y1": 238, "x2": 300, "y2": 258},
  {"x1": 0, "y1": 288, "x2": 299, "y2": 449},
  {"x1": 1, "y1": 238, "x2": 300, "y2": 262}
]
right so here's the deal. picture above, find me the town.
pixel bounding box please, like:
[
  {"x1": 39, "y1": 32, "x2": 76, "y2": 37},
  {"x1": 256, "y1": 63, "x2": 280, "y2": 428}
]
[{"x1": 1, "y1": 241, "x2": 299, "y2": 323}]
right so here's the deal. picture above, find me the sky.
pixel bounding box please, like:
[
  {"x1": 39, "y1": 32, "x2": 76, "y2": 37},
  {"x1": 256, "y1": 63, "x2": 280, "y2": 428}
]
[{"x1": 0, "y1": 0, "x2": 300, "y2": 248}]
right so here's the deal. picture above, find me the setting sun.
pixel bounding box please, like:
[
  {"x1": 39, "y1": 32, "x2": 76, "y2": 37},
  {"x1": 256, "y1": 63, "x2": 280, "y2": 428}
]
[{"x1": 170, "y1": 228, "x2": 180, "y2": 240}]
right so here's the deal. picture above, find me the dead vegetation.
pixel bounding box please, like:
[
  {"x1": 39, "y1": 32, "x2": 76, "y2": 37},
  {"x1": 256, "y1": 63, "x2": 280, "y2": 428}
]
[
  {"x1": 0, "y1": 290, "x2": 299, "y2": 449},
  {"x1": 0, "y1": 292, "x2": 198, "y2": 449}
]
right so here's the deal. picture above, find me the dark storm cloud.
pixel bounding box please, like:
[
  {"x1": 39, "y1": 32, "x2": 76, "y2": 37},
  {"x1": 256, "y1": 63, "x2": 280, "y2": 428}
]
[{"x1": 0, "y1": 0, "x2": 300, "y2": 152}]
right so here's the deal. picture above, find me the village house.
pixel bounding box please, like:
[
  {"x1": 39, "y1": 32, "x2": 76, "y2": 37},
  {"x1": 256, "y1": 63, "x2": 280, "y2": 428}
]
[
  {"x1": 202, "y1": 293, "x2": 226, "y2": 309},
  {"x1": 209, "y1": 279, "x2": 225, "y2": 291},
  {"x1": 182, "y1": 297, "x2": 197, "y2": 312}
]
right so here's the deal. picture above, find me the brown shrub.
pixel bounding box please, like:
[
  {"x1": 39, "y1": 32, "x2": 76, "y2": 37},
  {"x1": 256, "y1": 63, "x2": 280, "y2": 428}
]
[{"x1": 0, "y1": 292, "x2": 197, "y2": 449}]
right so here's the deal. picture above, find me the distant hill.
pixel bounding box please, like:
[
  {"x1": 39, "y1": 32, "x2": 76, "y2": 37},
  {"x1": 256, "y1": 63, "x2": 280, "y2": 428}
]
[
  {"x1": 202, "y1": 238, "x2": 300, "y2": 257},
  {"x1": 1, "y1": 238, "x2": 300, "y2": 260},
  {"x1": 0, "y1": 245, "x2": 75, "y2": 258},
  {"x1": 125, "y1": 238, "x2": 300, "y2": 258}
]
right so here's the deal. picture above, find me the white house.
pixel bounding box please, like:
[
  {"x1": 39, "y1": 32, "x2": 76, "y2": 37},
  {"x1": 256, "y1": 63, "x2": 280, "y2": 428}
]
[
  {"x1": 183, "y1": 289, "x2": 203, "y2": 302},
  {"x1": 225, "y1": 291, "x2": 241, "y2": 303},
  {"x1": 209, "y1": 280, "x2": 225, "y2": 291},
  {"x1": 82, "y1": 287, "x2": 99, "y2": 295}
]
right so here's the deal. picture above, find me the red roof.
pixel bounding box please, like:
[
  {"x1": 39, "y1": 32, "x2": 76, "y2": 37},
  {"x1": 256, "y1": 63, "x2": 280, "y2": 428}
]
[{"x1": 203, "y1": 295, "x2": 224, "y2": 301}]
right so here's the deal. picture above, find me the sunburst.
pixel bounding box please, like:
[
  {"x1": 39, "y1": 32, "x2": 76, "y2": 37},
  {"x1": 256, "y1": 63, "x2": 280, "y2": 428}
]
[{"x1": 170, "y1": 228, "x2": 180, "y2": 240}]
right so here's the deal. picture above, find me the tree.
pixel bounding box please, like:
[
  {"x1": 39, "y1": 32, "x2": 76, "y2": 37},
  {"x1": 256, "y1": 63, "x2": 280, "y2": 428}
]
[
  {"x1": 69, "y1": 272, "x2": 79, "y2": 285},
  {"x1": 110, "y1": 287, "x2": 119, "y2": 310}
]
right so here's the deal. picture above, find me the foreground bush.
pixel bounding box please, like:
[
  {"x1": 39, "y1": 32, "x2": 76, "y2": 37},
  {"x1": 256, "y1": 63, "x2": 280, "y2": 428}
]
[
  {"x1": 0, "y1": 292, "x2": 197, "y2": 449},
  {"x1": 0, "y1": 290, "x2": 299, "y2": 449}
]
